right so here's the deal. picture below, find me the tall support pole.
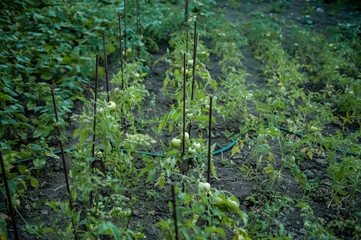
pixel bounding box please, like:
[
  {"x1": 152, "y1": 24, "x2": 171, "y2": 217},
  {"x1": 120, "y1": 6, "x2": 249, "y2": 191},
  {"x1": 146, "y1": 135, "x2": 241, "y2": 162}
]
[
  {"x1": 103, "y1": 31, "x2": 109, "y2": 102},
  {"x1": 118, "y1": 13, "x2": 124, "y2": 89},
  {"x1": 207, "y1": 96, "x2": 213, "y2": 183},
  {"x1": 185, "y1": 0, "x2": 189, "y2": 53},
  {"x1": 0, "y1": 151, "x2": 20, "y2": 240}
]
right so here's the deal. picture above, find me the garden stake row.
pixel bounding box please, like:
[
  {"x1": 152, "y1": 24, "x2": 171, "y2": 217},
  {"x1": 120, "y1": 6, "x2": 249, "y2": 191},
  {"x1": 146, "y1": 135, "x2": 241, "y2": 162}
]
[
  {"x1": 171, "y1": 185, "x2": 179, "y2": 240},
  {"x1": 0, "y1": 150, "x2": 20, "y2": 240},
  {"x1": 118, "y1": 13, "x2": 124, "y2": 90},
  {"x1": 185, "y1": 0, "x2": 189, "y2": 53},
  {"x1": 191, "y1": 21, "x2": 198, "y2": 101},
  {"x1": 207, "y1": 96, "x2": 213, "y2": 183},
  {"x1": 51, "y1": 85, "x2": 78, "y2": 240},
  {"x1": 103, "y1": 31, "x2": 110, "y2": 102}
]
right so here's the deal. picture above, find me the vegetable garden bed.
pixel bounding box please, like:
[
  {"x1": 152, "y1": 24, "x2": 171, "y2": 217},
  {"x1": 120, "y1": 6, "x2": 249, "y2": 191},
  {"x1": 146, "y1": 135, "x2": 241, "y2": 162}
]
[{"x1": 1, "y1": 0, "x2": 360, "y2": 239}]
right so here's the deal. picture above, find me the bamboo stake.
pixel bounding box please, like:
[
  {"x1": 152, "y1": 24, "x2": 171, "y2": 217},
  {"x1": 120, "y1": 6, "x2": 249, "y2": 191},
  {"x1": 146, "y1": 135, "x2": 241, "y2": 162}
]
[
  {"x1": 207, "y1": 96, "x2": 213, "y2": 183},
  {"x1": 103, "y1": 31, "x2": 110, "y2": 102},
  {"x1": 0, "y1": 150, "x2": 20, "y2": 240}
]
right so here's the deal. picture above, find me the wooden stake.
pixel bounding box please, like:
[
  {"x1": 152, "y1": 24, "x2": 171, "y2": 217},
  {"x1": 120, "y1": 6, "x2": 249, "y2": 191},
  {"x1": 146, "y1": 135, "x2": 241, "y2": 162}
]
[
  {"x1": 51, "y1": 85, "x2": 78, "y2": 240},
  {"x1": 185, "y1": 0, "x2": 189, "y2": 53},
  {"x1": 103, "y1": 31, "x2": 110, "y2": 102},
  {"x1": 182, "y1": 53, "x2": 186, "y2": 157},
  {"x1": 0, "y1": 150, "x2": 20, "y2": 240},
  {"x1": 124, "y1": 0, "x2": 127, "y2": 60},
  {"x1": 191, "y1": 21, "x2": 198, "y2": 101},
  {"x1": 51, "y1": 86, "x2": 72, "y2": 200},
  {"x1": 92, "y1": 55, "x2": 99, "y2": 158},
  {"x1": 118, "y1": 13, "x2": 124, "y2": 90},
  {"x1": 171, "y1": 185, "x2": 179, "y2": 240},
  {"x1": 136, "y1": 0, "x2": 141, "y2": 58},
  {"x1": 207, "y1": 96, "x2": 213, "y2": 183},
  {"x1": 136, "y1": 0, "x2": 140, "y2": 36},
  {"x1": 188, "y1": 22, "x2": 197, "y2": 137}
]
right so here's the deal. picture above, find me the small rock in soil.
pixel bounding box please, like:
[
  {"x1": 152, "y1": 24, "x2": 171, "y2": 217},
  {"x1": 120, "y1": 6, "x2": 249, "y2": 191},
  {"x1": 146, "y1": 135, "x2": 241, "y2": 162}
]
[
  {"x1": 316, "y1": 158, "x2": 326, "y2": 165},
  {"x1": 304, "y1": 170, "x2": 314, "y2": 178},
  {"x1": 41, "y1": 209, "x2": 49, "y2": 215}
]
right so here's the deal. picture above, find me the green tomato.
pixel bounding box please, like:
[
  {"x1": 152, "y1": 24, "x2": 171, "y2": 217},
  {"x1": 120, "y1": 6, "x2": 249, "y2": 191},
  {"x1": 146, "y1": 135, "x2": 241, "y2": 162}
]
[
  {"x1": 198, "y1": 182, "x2": 211, "y2": 192},
  {"x1": 126, "y1": 48, "x2": 132, "y2": 58},
  {"x1": 181, "y1": 132, "x2": 189, "y2": 141},
  {"x1": 310, "y1": 126, "x2": 319, "y2": 132},
  {"x1": 227, "y1": 199, "x2": 239, "y2": 210},
  {"x1": 214, "y1": 196, "x2": 224, "y2": 206},
  {"x1": 171, "y1": 138, "x2": 182, "y2": 148},
  {"x1": 193, "y1": 142, "x2": 201, "y2": 150},
  {"x1": 107, "y1": 101, "x2": 116, "y2": 111},
  {"x1": 304, "y1": 221, "x2": 311, "y2": 229},
  {"x1": 200, "y1": 51, "x2": 208, "y2": 58},
  {"x1": 188, "y1": 147, "x2": 196, "y2": 154}
]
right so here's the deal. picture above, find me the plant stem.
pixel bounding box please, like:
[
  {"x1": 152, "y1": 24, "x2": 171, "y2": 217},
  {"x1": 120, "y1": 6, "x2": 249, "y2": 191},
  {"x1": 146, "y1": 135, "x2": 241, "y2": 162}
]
[
  {"x1": 103, "y1": 31, "x2": 110, "y2": 102},
  {"x1": 171, "y1": 185, "x2": 179, "y2": 240},
  {"x1": 207, "y1": 96, "x2": 213, "y2": 183},
  {"x1": 0, "y1": 150, "x2": 20, "y2": 240}
]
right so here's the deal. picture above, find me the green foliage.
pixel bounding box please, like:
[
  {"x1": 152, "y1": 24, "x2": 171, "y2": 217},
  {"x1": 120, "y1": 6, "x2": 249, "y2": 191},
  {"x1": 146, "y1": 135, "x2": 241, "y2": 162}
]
[
  {"x1": 1, "y1": 0, "x2": 360, "y2": 239},
  {"x1": 157, "y1": 184, "x2": 249, "y2": 239}
]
